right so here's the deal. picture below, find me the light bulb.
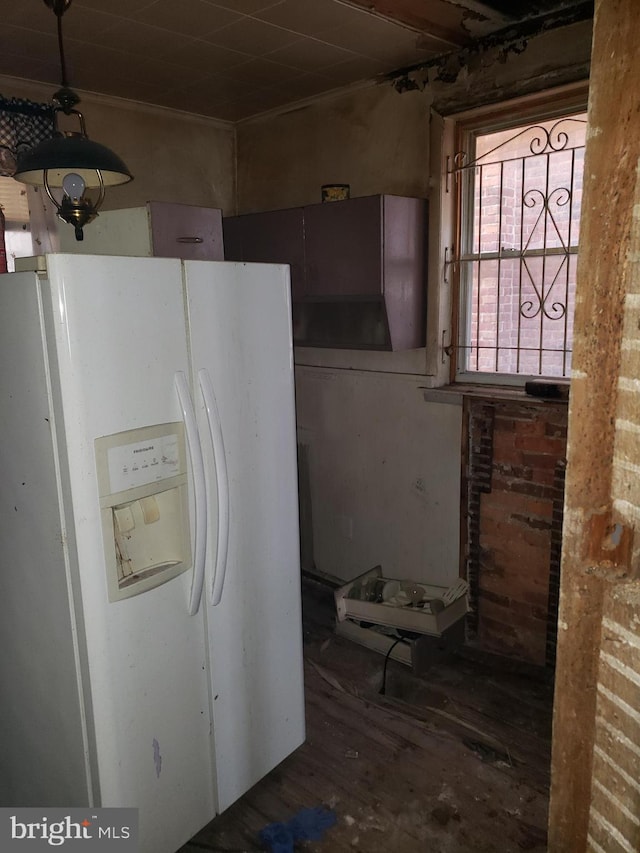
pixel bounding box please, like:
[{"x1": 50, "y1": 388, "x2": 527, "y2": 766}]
[{"x1": 62, "y1": 172, "x2": 86, "y2": 201}]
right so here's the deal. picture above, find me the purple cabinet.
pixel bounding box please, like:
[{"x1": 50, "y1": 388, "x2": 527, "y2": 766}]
[
  {"x1": 223, "y1": 207, "x2": 305, "y2": 300},
  {"x1": 223, "y1": 195, "x2": 427, "y2": 351},
  {"x1": 56, "y1": 202, "x2": 225, "y2": 260},
  {"x1": 304, "y1": 195, "x2": 382, "y2": 297},
  {"x1": 148, "y1": 201, "x2": 224, "y2": 261}
]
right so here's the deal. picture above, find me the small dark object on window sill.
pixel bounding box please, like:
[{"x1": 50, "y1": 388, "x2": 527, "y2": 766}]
[{"x1": 524, "y1": 381, "x2": 569, "y2": 400}]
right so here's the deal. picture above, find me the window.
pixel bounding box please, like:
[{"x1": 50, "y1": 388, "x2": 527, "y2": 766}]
[
  {"x1": 449, "y1": 103, "x2": 587, "y2": 382},
  {"x1": 0, "y1": 176, "x2": 32, "y2": 271}
]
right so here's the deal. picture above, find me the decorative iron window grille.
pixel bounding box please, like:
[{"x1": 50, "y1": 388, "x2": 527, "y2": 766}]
[{"x1": 449, "y1": 113, "x2": 587, "y2": 379}]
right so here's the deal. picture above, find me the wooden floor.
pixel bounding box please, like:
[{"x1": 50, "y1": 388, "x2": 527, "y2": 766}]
[{"x1": 179, "y1": 579, "x2": 553, "y2": 852}]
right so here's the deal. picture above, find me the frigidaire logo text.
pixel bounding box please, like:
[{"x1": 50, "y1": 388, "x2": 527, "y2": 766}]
[{"x1": 10, "y1": 815, "x2": 131, "y2": 846}]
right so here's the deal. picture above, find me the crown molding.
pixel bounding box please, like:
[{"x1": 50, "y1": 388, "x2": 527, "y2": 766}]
[{"x1": 0, "y1": 73, "x2": 235, "y2": 131}]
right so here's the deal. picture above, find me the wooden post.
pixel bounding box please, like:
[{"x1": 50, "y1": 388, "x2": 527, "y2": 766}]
[{"x1": 549, "y1": 0, "x2": 640, "y2": 848}]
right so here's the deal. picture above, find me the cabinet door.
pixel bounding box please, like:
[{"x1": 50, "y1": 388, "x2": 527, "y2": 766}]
[
  {"x1": 223, "y1": 208, "x2": 305, "y2": 300},
  {"x1": 222, "y1": 216, "x2": 243, "y2": 262},
  {"x1": 149, "y1": 201, "x2": 224, "y2": 261},
  {"x1": 304, "y1": 196, "x2": 383, "y2": 297}
]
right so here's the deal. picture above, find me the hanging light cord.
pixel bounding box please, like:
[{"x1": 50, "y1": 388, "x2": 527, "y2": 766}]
[
  {"x1": 46, "y1": 0, "x2": 78, "y2": 113},
  {"x1": 55, "y1": 6, "x2": 68, "y2": 89}
]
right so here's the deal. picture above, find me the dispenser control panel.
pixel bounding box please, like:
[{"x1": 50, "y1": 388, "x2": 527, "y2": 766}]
[
  {"x1": 107, "y1": 433, "x2": 180, "y2": 493},
  {"x1": 95, "y1": 423, "x2": 191, "y2": 602}
]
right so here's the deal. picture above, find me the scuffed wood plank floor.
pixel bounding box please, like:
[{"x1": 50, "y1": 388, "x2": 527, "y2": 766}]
[{"x1": 179, "y1": 579, "x2": 552, "y2": 852}]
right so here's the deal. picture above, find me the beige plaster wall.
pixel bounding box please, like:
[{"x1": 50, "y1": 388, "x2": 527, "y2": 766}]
[
  {"x1": 237, "y1": 83, "x2": 448, "y2": 583},
  {"x1": 296, "y1": 367, "x2": 462, "y2": 586},
  {"x1": 1, "y1": 75, "x2": 235, "y2": 214},
  {"x1": 236, "y1": 84, "x2": 429, "y2": 214},
  {"x1": 234, "y1": 18, "x2": 593, "y2": 586},
  {"x1": 88, "y1": 103, "x2": 235, "y2": 214}
]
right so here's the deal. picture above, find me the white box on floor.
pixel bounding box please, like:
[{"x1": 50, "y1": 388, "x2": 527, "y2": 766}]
[
  {"x1": 334, "y1": 565, "x2": 468, "y2": 637},
  {"x1": 335, "y1": 617, "x2": 466, "y2": 674}
]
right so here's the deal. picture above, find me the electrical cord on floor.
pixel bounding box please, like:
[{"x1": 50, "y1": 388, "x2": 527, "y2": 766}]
[{"x1": 379, "y1": 637, "x2": 409, "y2": 696}]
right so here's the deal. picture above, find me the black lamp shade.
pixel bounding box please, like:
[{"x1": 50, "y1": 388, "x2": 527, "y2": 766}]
[{"x1": 14, "y1": 133, "x2": 133, "y2": 188}]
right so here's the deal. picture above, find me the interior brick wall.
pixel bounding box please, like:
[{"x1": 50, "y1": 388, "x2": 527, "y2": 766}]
[{"x1": 465, "y1": 397, "x2": 568, "y2": 666}]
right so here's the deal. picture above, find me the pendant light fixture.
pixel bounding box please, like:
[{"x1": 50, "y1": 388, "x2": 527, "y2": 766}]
[{"x1": 14, "y1": 0, "x2": 133, "y2": 241}]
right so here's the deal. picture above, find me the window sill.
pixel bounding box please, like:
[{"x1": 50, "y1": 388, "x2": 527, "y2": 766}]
[{"x1": 422, "y1": 381, "x2": 570, "y2": 406}]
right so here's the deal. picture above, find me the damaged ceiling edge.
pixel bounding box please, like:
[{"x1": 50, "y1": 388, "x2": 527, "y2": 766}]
[
  {"x1": 432, "y1": 57, "x2": 591, "y2": 116},
  {"x1": 451, "y1": 0, "x2": 511, "y2": 40},
  {"x1": 233, "y1": 1, "x2": 593, "y2": 127},
  {"x1": 388, "y1": 0, "x2": 594, "y2": 98}
]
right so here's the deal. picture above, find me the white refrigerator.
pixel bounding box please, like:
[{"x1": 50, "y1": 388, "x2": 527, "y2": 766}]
[{"x1": 0, "y1": 254, "x2": 305, "y2": 852}]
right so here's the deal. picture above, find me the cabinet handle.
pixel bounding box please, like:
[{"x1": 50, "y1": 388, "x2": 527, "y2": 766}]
[{"x1": 176, "y1": 236, "x2": 204, "y2": 244}]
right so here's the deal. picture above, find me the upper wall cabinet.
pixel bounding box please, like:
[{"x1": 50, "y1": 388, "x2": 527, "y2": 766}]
[
  {"x1": 223, "y1": 194, "x2": 427, "y2": 351},
  {"x1": 223, "y1": 206, "x2": 305, "y2": 300},
  {"x1": 56, "y1": 202, "x2": 224, "y2": 261}
]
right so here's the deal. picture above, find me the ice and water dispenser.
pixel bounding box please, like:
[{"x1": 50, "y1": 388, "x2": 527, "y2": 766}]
[{"x1": 95, "y1": 423, "x2": 191, "y2": 601}]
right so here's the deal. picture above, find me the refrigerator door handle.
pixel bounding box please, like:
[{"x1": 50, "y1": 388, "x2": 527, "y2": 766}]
[
  {"x1": 198, "y1": 368, "x2": 230, "y2": 607},
  {"x1": 175, "y1": 371, "x2": 207, "y2": 616}
]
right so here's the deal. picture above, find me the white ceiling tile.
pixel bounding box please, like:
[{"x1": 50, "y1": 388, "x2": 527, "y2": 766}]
[
  {"x1": 161, "y1": 40, "x2": 251, "y2": 73},
  {"x1": 129, "y1": 0, "x2": 243, "y2": 37},
  {"x1": 203, "y1": 17, "x2": 302, "y2": 54},
  {"x1": 221, "y1": 58, "x2": 302, "y2": 86},
  {"x1": 266, "y1": 38, "x2": 355, "y2": 72},
  {"x1": 203, "y1": 0, "x2": 283, "y2": 12},
  {"x1": 321, "y1": 55, "x2": 390, "y2": 85},
  {"x1": 86, "y1": 21, "x2": 196, "y2": 58},
  {"x1": 0, "y1": 0, "x2": 588, "y2": 122},
  {"x1": 0, "y1": 25, "x2": 59, "y2": 65},
  {"x1": 254, "y1": 0, "x2": 368, "y2": 36},
  {"x1": 75, "y1": 0, "x2": 158, "y2": 15}
]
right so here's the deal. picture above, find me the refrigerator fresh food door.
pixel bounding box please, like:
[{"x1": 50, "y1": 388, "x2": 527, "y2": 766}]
[
  {"x1": 43, "y1": 254, "x2": 215, "y2": 853},
  {"x1": 184, "y1": 260, "x2": 305, "y2": 813}
]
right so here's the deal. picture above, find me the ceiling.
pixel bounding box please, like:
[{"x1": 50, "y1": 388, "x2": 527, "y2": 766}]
[{"x1": 0, "y1": 0, "x2": 592, "y2": 123}]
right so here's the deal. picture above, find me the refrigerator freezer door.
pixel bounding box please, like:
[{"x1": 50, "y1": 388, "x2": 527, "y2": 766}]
[
  {"x1": 0, "y1": 271, "x2": 93, "y2": 807},
  {"x1": 184, "y1": 261, "x2": 305, "y2": 814},
  {"x1": 42, "y1": 255, "x2": 215, "y2": 853}
]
